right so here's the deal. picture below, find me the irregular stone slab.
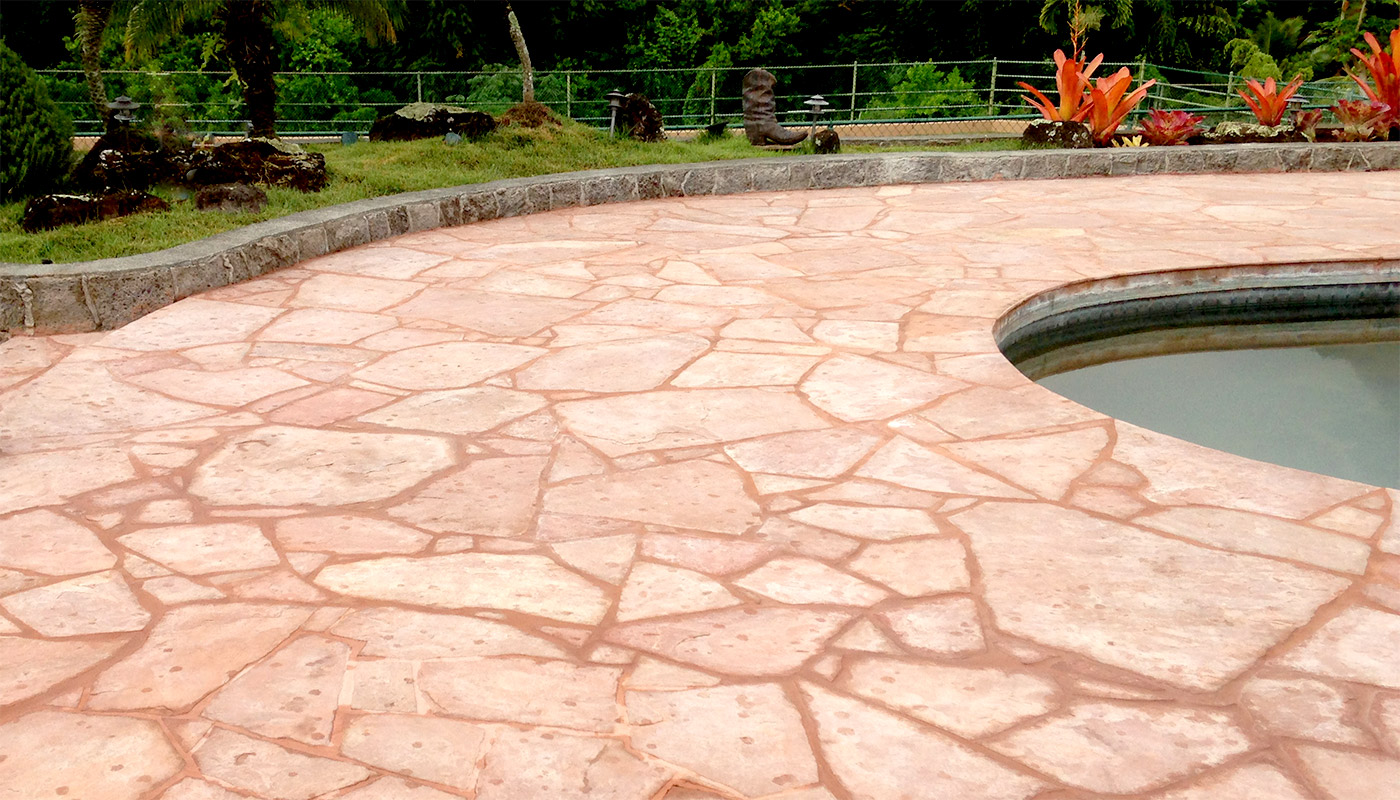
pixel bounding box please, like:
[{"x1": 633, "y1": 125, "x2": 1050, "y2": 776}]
[
  {"x1": 388, "y1": 287, "x2": 594, "y2": 336},
  {"x1": 475, "y1": 728, "x2": 671, "y2": 800},
  {"x1": 360, "y1": 387, "x2": 547, "y2": 435},
  {"x1": 724, "y1": 428, "x2": 884, "y2": 479},
  {"x1": 0, "y1": 711, "x2": 184, "y2": 800},
  {"x1": 0, "y1": 509, "x2": 115, "y2": 574},
  {"x1": 556, "y1": 388, "x2": 828, "y2": 456},
  {"x1": 2, "y1": 570, "x2": 150, "y2": 636},
  {"x1": 194, "y1": 728, "x2": 371, "y2": 800},
  {"x1": 0, "y1": 637, "x2": 125, "y2": 706},
  {"x1": 543, "y1": 460, "x2": 760, "y2": 535},
  {"x1": 925, "y1": 385, "x2": 1100, "y2": 439},
  {"x1": 1277, "y1": 606, "x2": 1400, "y2": 689},
  {"x1": 800, "y1": 355, "x2": 963, "y2": 421},
  {"x1": 516, "y1": 334, "x2": 710, "y2": 392},
  {"x1": 161, "y1": 778, "x2": 253, "y2": 800},
  {"x1": 190, "y1": 426, "x2": 455, "y2": 506},
  {"x1": 846, "y1": 538, "x2": 971, "y2": 596},
  {"x1": 1137, "y1": 506, "x2": 1372, "y2": 574},
  {"x1": 880, "y1": 597, "x2": 985, "y2": 656},
  {"x1": 88, "y1": 603, "x2": 312, "y2": 711},
  {"x1": 118, "y1": 523, "x2": 281, "y2": 575},
  {"x1": 618, "y1": 562, "x2": 740, "y2": 621},
  {"x1": 292, "y1": 272, "x2": 423, "y2": 312},
  {"x1": 801, "y1": 682, "x2": 1043, "y2": 800},
  {"x1": 419, "y1": 657, "x2": 621, "y2": 731},
  {"x1": 842, "y1": 658, "x2": 1058, "y2": 738},
  {"x1": 628, "y1": 684, "x2": 818, "y2": 796},
  {"x1": 1154, "y1": 763, "x2": 1312, "y2": 800},
  {"x1": 735, "y1": 556, "x2": 889, "y2": 607},
  {"x1": 329, "y1": 607, "x2": 565, "y2": 659},
  {"x1": 126, "y1": 366, "x2": 309, "y2": 408},
  {"x1": 954, "y1": 502, "x2": 1351, "y2": 690},
  {"x1": 341, "y1": 714, "x2": 489, "y2": 790},
  {"x1": 942, "y1": 427, "x2": 1109, "y2": 500},
  {"x1": 572, "y1": 297, "x2": 733, "y2": 331},
  {"x1": 1295, "y1": 744, "x2": 1400, "y2": 800},
  {"x1": 337, "y1": 778, "x2": 461, "y2": 800},
  {"x1": 673, "y1": 352, "x2": 820, "y2": 388},
  {"x1": 812, "y1": 319, "x2": 899, "y2": 350},
  {"x1": 98, "y1": 298, "x2": 284, "y2": 351},
  {"x1": 606, "y1": 607, "x2": 853, "y2": 675},
  {"x1": 787, "y1": 504, "x2": 940, "y2": 540},
  {"x1": 856, "y1": 437, "x2": 1032, "y2": 499},
  {"x1": 273, "y1": 515, "x2": 431, "y2": 554},
  {"x1": 352, "y1": 341, "x2": 546, "y2": 389},
  {"x1": 640, "y1": 534, "x2": 776, "y2": 576},
  {"x1": 257, "y1": 308, "x2": 399, "y2": 344},
  {"x1": 552, "y1": 534, "x2": 637, "y2": 584},
  {"x1": 0, "y1": 446, "x2": 137, "y2": 515},
  {"x1": 203, "y1": 635, "x2": 349, "y2": 745},
  {"x1": 389, "y1": 456, "x2": 547, "y2": 536},
  {"x1": 989, "y1": 702, "x2": 1252, "y2": 794},
  {"x1": 1239, "y1": 675, "x2": 1370, "y2": 746},
  {"x1": 315, "y1": 553, "x2": 612, "y2": 624}
]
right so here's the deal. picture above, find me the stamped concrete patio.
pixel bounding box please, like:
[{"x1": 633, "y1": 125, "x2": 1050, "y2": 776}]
[{"x1": 1, "y1": 171, "x2": 1398, "y2": 800}]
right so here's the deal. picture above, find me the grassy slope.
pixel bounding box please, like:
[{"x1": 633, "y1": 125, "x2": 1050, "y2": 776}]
[{"x1": 0, "y1": 124, "x2": 1012, "y2": 264}]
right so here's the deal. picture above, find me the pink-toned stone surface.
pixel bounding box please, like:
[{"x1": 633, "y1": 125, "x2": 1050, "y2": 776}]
[{"x1": 2, "y1": 172, "x2": 1397, "y2": 798}]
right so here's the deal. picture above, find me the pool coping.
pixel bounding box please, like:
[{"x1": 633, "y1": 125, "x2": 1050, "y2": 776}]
[{"x1": 2, "y1": 142, "x2": 1397, "y2": 336}]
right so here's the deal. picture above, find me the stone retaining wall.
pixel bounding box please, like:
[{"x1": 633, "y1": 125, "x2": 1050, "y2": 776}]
[{"x1": 3, "y1": 143, "x2": 1397, "y2": 336}]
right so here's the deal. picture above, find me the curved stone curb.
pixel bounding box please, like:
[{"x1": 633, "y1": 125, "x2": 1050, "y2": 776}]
[{"x1": 2, "y1": 142, "x2": 1397, "y2": 335}]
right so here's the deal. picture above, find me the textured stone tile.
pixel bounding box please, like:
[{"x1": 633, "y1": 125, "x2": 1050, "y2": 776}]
[
  {"x1": 258, "y1": 308, "x2": 398, "y2": 344},
  {"x1": 811, "y1": 320, "x2": 900, "y2": 350},
  {"x1": 846, "y1": 538, "x2": 971, "y2": 596},
  {"x1": 190, "y1": 425, "x2": 455, "y2": 506},
  {"x1": 1239, "y1": 675, "x2": 1370, "y2": 746},
  {"x1": 1137, "y1": 506, "x2": 1372, "y2": 574},
  {"x1": 194, "y1": 728, "x2": 371, "y2": 800},
  {"x1": 628, "y1": 683, "x2": 818, "y2": 796},
  {"x1": 330, "y1": 606, "x2": 565, "y2": 659},
  {"x1": 346, "y1": 658, "x2": 416, "y2": 712},
  {"x1": 723, "y1": 428, "x2": 884, "y2": 479},
  {"x1": 0, "y1": 509, "x2": 116, "y2": 575},
  {"x1": 475, "y1": 729, "x2": 670, "y2": 800},
  {"x1": 360, "y1": 386, "x2": 547, "y2": 435},
  {"x1": 800, "y1": 355, "x2": 962, "y2": 421},
  {"x1": 0, "y1": 446, "x2": 138, "y2": 515},
  {"x1": 843, "y1": 658, "x2": 1058, "y2": 737},
  {"x1": 388, "y1": 456, "x2": 547, "y2": 536},
  {"x1": 617, "y1": 561, "x2": 740, "y2": 621},
  {"x1": 419, "y1": 657, "x2": 621, "y2": 731},
  {"x1": 126, "y1": 366, "x2": 309, "y2": 408},
  {"x1": 0, "y1": 637, "x2": 125, "y2": 706},
  {"x1": 1, "y1": 571, "x2": 149, "y2": 637},
  {"x1": 1277, "y1": 607, "x2": 1400, "y2": 689},
  {"x1": 626, "y1": 657, "x2": 723, "y2": 690},
  {"x1": 856, "y1": 437, "x2": 1033, "y2": 498},
  {"x1": 1150, "y1": 762, "x2": 1312, "y2": 800},
  {"x1": 141, "y1": 575, "x2": 225, "y2": 604},
  {"x1": 316, "y1": 553, "x2": 612, "y2": 624},
  {"x1": 516, "y1": 334, "x2": 709, "y2": 391},
  {"x1": 735, "y1": 556, "x2": 890, "y2": 606},
  {"x1": 0, "y1": 711, "x2": 184, "y2": 800},
  {"x1": 341, "y1": 714, "x2": 489, "y2": 790},
  {"x1": 1294, "y1": 745, "x2": 1400, "y2": 800},
  {"x1": 879, "y1": 596, "x2": 985, "y2": 656},
  {"x1": 639, "y1": 534, "x2": 776, "y2": 575},
  {"x1": 990, "y1": 702, "x2": 1253, "y2": 793},
  {"x1": 787, "y1": 503, "x2": 940, "y2": 540},
  {"x1": 89, "y1": 603, "x2": 312, "y2": 711},
  {"x1": 942, "y1": 427, "x2": 1108, "y2": 500},
  {"x1": 556, "y1": 388, "x2": 827, "y2": 456},
  {"x1": 543, "y1": 460, "x2": 760, "y2": 535},
  {"x1": 801, "y1": 683, "x2": 1044, "y2": 800},
  {"x1": 351, "y1": 341, "x2": 544, "y2": 389},
  {"x1": 291, "y1": 272, "x2": 423, "y2": 311},
  {"x1": 551, "y1": 534, "x2": 637, "y2": 583},
  {"x1": 607, "y1": 606, "x2": 853, "y2": 675},
  {"x1": 954, "y1": 502, "x2": 1351, "y2": 690},
  {"x1": 336, "y1": 777, "x2": 461, "y2": 800},
  {"x1": 673, "y1": 351, "x2": 820, "y2": 387},
  {"x1": 203, "y1": 635, "x2": 349, "y2": 744},
  {"x1": 387, "y1": 287, "x2": 593, "y2": 336},
  {"x1": 118, "y1": 523, "x2": 280, "y2": 575},
  {"x1": 160, "y1": 778, "x2": 251, "y2": 800},
  {"x1": 273, "y1": 514, "x2": 431, "y2": 554},
  {"x1": 95, "y1": 298, "x2": 284, "y2": 351}
]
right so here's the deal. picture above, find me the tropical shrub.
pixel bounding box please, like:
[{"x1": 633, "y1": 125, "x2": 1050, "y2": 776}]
[
  {"x1": 1018, "y1": 49, "x2": 1102, "y2": 122},
  {"x1": 859, "y1": 63, "x2": 981, "y2": 120},
  {"x1": 1084, "y1": 68, "x2": 1155, "y2": 145},
  {"x1": 1331, "y1": 99, "x2": 1390, "y2": 142},
  {"x1": 1237, "y1": 76, "x2": 1305, "y2": 127},
  {"x1": 1346, "y1": 28, "x2": 1399, "y2": 138},
  {"x1": 1292, "y1": 108, "x2": 1323, "y2": 142},
  {"x1": 1139, "y1": 109, "x2": 1203, "y2": 145},
  {"x1": 0, "y1": 40, "x2": 75, "y2": 201}
]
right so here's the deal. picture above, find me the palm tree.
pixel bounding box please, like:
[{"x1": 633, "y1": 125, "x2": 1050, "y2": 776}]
[
  {"x1": 125, "y1": 0, "x2": 402, "y2": 138},
  {"x1": 76, "y1": 0, "x2": 115, "y2": 132}
]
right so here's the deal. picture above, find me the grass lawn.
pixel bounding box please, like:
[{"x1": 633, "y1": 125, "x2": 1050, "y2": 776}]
[{"x1": 0, "y1": 123, "x2": 1016, "y2": 264}]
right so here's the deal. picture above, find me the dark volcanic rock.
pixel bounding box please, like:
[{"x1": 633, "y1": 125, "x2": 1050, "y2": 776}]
[
  {"x1": 185, "y1": 139, "x2": 327, "y2": 192},
  {"x1": 74, "y1": 128, "x2": 191, "y2": 192},
  {"x1": 1021, "y1": 119, "x2": 1093, "y2": 149},
  {"x1": 195, "y1": 182, "x2": 268, "y2": 214},
  {"x1": 619, "y1": 93, "x2": 664, "y2": 142},
  {"x1": 814, "y1": 128, "x2": 841, "y2": 154},
  {"x1": 22, "y1": 191, "x2": 171, "y2": 232},
  {"x1": 368, "y1": 102, "x2": 498, "y2": 142}
]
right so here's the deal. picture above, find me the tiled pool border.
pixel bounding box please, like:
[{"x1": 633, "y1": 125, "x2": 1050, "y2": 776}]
[{"x1": 2, "y1": 142, "x2": 1397, "y2": 336}]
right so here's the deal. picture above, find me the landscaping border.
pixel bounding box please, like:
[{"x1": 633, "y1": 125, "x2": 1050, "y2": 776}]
[{"x1": 2, "y1": 142, "x2": 1397, "y2": 336}]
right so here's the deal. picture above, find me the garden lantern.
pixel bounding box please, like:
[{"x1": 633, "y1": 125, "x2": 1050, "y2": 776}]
[
  {"x1": 107, "y1": 96, "x2": 141, "y2": 126},
  {"x1": 804, "y1": 94, "x2": 831, "y2": 138},
  {"x1": 605, "y1": 90, "x2": 627, "y2": 135}
]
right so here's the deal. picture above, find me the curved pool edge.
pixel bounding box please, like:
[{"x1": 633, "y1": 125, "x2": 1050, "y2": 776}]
[{"x1": 2, "y1": 142, "x2": 1398, "y2": 336}]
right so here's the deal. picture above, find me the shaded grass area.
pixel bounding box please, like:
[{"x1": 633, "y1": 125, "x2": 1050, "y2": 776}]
[{"x1": 0, "y1": 123, "x2": 1015, "y2": 264}]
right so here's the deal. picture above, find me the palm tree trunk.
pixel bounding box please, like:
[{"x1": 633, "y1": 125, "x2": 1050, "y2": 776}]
[
  {"x1": 77, "y1": 0, "x2": 113, "y2": 133},
  {"x1": 506, "y1": 3, "x2": 534, "y2": 103},
  {"x1": 219, "y1": 0, "x2": 279, "y2": 138}
]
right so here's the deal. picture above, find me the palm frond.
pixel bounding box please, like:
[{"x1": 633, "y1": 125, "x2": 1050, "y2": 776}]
[
  {"x1": 124, "y1": 0, "x2": 221, "y2": 59},
  {"x1": 305, "y1": 0, "x2": 404, "y2": 44}
]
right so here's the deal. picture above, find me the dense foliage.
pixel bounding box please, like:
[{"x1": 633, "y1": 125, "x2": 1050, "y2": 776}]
[{"x1": 0, "y1": 40, "x2": 74, "y2": 201}]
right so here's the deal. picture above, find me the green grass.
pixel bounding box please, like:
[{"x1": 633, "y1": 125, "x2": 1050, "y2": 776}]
[{"x1": 0, "y1": 123, "x2": 1016, "y2": 264}]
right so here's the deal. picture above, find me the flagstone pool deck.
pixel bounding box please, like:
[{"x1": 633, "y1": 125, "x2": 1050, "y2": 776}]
[{"x1": 1, "y1": 170, "x2": 1398, "y2": 800}]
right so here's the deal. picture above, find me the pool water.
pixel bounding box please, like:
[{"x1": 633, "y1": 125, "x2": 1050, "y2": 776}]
[{"x1": 1037, "y1": 341, "x2": 1400, "y2": 488}]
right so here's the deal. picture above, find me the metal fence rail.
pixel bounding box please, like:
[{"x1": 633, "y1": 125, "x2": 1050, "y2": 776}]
[{"x1": 39, "y1": 59, "x2": 1373, "y2": 138}]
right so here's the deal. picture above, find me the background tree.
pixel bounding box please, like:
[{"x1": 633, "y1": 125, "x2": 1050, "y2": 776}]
[
  {"x1": 76, "y1": 0, "x2": 115, "y2": 131},
  {"x1": 505, "y1": 2, "x2": 534, "y2": 103}
]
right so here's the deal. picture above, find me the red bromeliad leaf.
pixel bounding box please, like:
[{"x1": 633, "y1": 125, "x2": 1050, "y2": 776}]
[
  {"x1": 1237, "y1": 75, "x2": 1305, "y2": 126},
  {"x1": 1017, "y1": 49, "x2": 1103, "y2": 122},
  {"x1": 1332, "y1": 99, "x2": 1391, "y2": 141},
  {"x1": 1140, "y1": 108, "x2": 1204, "y2": 146},
  {"x1": 1085, "y1": 68, "x2": 1156, "y2": 145},
  {"x1": 1347, "y1": 27, "x2": 1400, "y2": 133}
]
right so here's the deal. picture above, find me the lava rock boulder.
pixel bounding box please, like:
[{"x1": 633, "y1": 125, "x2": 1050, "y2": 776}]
[
  {"x1": 184, "y1": 138, "x2": 327, "y2": 192},
  {"x1": 195, "y1": 182, "x2": 268, "y2": 214},
  {"x1": 22, "y1": 190, "x2": 170, "y2": 232},
  {"x1": 619, "y1": 93, "x2": 664, "y2": 142},
  {"x1": 368, "y1": 102, "x2": 497, "y2": 142},
  {"x1": 1021, "y1": 119, "x2": 1093, "y2": 149}
]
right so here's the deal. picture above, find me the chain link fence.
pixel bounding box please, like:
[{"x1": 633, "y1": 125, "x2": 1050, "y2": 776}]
[{"x1": 40, "y1": 59, "x2": 1374, "y2": 142}]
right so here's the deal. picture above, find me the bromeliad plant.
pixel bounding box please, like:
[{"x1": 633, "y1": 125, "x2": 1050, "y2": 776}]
[
  {"x1": 1331, "y1": 99, "x2": 1391, "y2": 141},
  {"x1": 1018, "y1": 49, "x2": 1104, "y2": 122},
  {"x1": 1084, "y1": 68, "x2": 1156, "y2": 145},
  {"x1": 1237, "y1": 76, "x2": 1306, "y2": 126},
  {"x1": 1346, "y1": 28, "x2": 1400, "y2": 138},
  {"x1": 1292, "y1": 108, "x2": 1324, "y2": 141},
  {"x1": 1139, "y1": 109, "x2": 1204, "y2": 146}
]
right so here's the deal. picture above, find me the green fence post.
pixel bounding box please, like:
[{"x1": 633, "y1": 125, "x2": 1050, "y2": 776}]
[
  {"x1": 710, "y1": 70, "x2": 717, "y2": 124},
  {"x1": 566, "y1": 73, "x2": 572, "y2": 118}
]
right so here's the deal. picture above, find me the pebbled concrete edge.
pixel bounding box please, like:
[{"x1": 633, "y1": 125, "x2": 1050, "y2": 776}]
[{"x1": 2, "y1": 143, "x2": 1397, "y2": 335}]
